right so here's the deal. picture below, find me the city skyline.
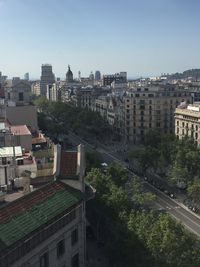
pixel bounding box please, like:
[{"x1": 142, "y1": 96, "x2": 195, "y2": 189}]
[{"x1": 1, "y1": 0, "x2": 200, "y2": 79}]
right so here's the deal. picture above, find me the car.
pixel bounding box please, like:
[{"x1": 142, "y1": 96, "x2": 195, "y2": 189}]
[{"x1": 169, "y1": 193, "x2": 175, "y2": 198}]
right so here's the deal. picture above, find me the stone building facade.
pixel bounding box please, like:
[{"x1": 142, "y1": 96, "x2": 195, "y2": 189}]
[
  {"x1": 175, "y1": 104, "x2": 200, "y2": 146},
  {"x1": 122, "y1": 85, "x2": 192, "y2": 143}
]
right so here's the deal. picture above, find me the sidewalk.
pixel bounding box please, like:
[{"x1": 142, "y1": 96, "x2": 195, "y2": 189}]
[{"x1": 175, "y1": 194, "x2": 200, "y2": 220}]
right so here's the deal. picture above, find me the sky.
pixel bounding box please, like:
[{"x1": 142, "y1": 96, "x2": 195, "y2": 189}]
[{"x1": 0, "y1": 0, "x2": 200, "y2": 79}]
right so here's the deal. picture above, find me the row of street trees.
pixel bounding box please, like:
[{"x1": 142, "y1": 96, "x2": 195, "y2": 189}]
[
  {"x1": 33, "y1": 97, "x2": 200, "y2": 266},
  {"x1": 86, "y1": 165, "x2": 200, "y2": 267},
  {"x1": 130, "y1": 130, "x2": 200, "y2": 203},
  {"x1": 34, "y1": 97, "x2": 112, "y2": 142}
]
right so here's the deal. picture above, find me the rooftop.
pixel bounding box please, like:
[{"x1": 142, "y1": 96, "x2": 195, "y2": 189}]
[
  {"x1": 60, "y1": 150, "x2": 78, "y2": 179},
  {"x1": 0, "y1": 181, "x2": 83, "y2": 251},
  {"x1": 32, "y1": 132, "x2": 47, "y2": 145},
  {"x1": 0, "y1": 146, "x2": 22, "y2": 157},
  {"x1": 175, "y1": 105, "x2": 200, "y2": 118},
  {"x1": 10, "y1": 125, "x2": 31, "y2": 136}
]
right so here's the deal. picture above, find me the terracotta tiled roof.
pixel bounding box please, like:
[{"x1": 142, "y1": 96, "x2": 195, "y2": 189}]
[
  {"x1": 60, "y1": 151, "x2": 77, "y2": 178},
  {"x1": 10, "y1": 125, "x2": 31, "y2": 136}
]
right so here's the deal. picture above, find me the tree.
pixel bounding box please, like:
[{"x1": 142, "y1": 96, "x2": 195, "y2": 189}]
[
  {"x1": 129, "y1": 177, "x2": 156, "y2": 207},
  {"x1": 128, "y1": 211, "x2": 200, "y2": 267},
  {"x1": 34, "y1": 97, "x2": 112, "y2": 141},
  {"x1": 107, "y1": 163, "x2": 129, "y2": 187},
  {"x1": 85, "y1": 152, "x2": 102, "y2": 173},
  {"x1": 144, "y1": 129, "x2": 162, "y2": 149},
  {"x1": 187, "y1": 176, "x2": 200, "y2": 202},
  {"x1": 167, "y1": 162, "x2": 189, "y2": 187},
  {"x1": 130, "y1": 146, "x2": 160, "y2": 173}
]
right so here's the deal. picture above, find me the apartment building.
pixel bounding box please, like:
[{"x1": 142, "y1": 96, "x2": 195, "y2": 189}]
[
  {"x1": 94, "y1": 95, "x2": 108, "y2": 116},
  {"x1": 31, "y1": 81, "x2": 41, "y2": 96},
  {"x1": 0, "y1": 144, "x2": 89, "y2": 267},
  {"x1": 4, "y1": 78, "x2": 31, "y2": 106},
  {"x1": 40, "y1": 64, "x2": 55, "y2": 96},
  {"x1": 0, "y1": 181, "x2": 85, "y2": 267},
  {"x1": 73, "y1": 86, "x2": 94, "y2": 108},
  {"x1": 175, "y1": 103, "x2": 200, "y2": 146},
  {"x1": 103, "y1": 72, "x2": 127, "y2": 86},
  {"x1": 46, "y1": 83, "x2": 62, "y2": 102},
  {"x1": 5, "y1": 105, "x2": 38, "y2": 133},
  {"x1": 122, "y1": 85, "x2": 192, "y2": 143}
]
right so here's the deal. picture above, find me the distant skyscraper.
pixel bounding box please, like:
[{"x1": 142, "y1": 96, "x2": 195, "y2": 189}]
[
  {"x1": 40, "y1": 64, "x2": 55, "y2": 96},
  {"x1": 95, "y1": 70, "x2": 101, "y2": 81},
  {"x1": 78, "y1": 71, "x2": 81, "y2": 81},
  {"x1": 24, "y1": 72, "x2": 29, "y2": 81},
  {"x1": 66, "y1": 65, "x2": 73, "y2": 83},
  {"x1": 89, "y1": 71, "x2": 94, "y2": 80}
]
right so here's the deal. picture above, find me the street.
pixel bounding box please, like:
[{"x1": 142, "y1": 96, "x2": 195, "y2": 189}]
[{"x1": 67, "y1": 132, "x2": 200, "y2": 237}]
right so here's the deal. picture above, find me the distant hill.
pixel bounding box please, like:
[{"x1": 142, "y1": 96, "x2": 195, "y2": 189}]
[{"x1": 169, "y1": 69, "x2": 200, "y2": 80}]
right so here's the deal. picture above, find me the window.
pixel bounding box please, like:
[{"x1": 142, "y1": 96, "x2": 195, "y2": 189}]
[
  {"x1": 57, "y1": 239, "x2": 65, "y2": 258},
  {"x1": 19, "y1": 92, "x2": 24, "y2": 101},
  {"x1": 8, "y1": 92, "x2": 10, "y2": 100},
  {"x1": 40, "y1": 252, "x2": 49, "y2": 267},
  {"x1": 140, "y1": 105, "x2": 145, "y2": 110},
  {"x1": 148, "y1": 94, "x2": 154, "y2": 98},
  {"x1": 71, "y1": 228, "x2": 78, "y2": 246},
  {"x1": 2, "y1": 157, "x2": 7, "y2": 165},
  {"x1": 71, "y1": 253, "x2": 79, "y2": 267}
]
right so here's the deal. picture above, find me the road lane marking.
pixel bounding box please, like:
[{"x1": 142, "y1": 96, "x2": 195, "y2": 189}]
[
  {"x1": 157, "y1": 196, "x2": 200, "y2": 230},
  {"x1": 170, "y1": 213, "x2": 200, "y2": 238},
  {"x1": 68, "y1": 133, "x2": 200, "y2": 235}
]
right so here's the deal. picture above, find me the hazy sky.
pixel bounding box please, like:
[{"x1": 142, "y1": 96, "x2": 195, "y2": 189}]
[{"x1": 0, "y1": 0, "x2": 200, "y2": 79}]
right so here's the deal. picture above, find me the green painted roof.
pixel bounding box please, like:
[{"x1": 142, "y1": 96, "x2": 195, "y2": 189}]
[{"x1": 0, "y1": 182, "x2": 83, "y2": 250}]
